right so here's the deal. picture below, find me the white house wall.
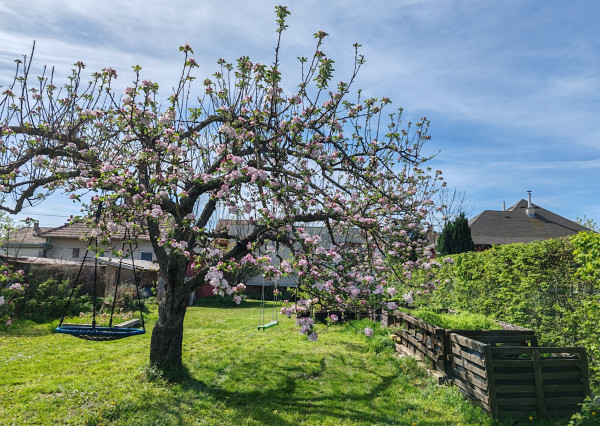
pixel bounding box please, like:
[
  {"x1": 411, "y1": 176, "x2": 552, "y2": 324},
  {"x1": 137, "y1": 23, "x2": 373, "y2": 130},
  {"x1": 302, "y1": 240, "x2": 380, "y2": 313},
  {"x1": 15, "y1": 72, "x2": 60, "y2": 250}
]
[
  {"x1": 1, "y1": 246, "x2": 44, "y2": 258},
  {"x1": 45, "y1": 238, "x2": 156, "y2": 262}
]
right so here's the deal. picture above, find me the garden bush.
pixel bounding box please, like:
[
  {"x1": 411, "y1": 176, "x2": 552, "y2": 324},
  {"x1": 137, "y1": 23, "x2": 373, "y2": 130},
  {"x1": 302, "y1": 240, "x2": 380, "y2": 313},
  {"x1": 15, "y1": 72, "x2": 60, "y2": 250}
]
[{"x1": 14, "y1": 278, "x2": 93, "y2": 322}]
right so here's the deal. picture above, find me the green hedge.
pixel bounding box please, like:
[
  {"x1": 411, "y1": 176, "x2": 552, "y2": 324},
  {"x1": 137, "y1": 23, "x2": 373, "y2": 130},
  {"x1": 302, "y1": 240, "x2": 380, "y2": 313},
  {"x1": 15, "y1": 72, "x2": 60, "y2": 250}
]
[{"x1": 401, "y1": 233, "x2": 600, "y2": 388}]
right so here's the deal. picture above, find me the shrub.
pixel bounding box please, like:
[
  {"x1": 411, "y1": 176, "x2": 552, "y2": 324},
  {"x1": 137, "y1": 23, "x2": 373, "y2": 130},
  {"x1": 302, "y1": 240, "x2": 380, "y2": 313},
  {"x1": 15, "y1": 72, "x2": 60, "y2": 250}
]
[{"x1": 15, "y1": 278, "x2": 93, "y2": 322}]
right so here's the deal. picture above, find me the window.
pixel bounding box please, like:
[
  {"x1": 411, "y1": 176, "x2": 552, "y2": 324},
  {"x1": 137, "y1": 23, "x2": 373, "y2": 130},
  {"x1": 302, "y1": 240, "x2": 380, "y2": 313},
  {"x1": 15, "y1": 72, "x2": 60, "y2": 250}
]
[
  {"x1": 139, "y1": 251, "x2": 153, "y2": 261},
  {"x1": 72, "y1": 248, "x2": 80, "y2": 258}
]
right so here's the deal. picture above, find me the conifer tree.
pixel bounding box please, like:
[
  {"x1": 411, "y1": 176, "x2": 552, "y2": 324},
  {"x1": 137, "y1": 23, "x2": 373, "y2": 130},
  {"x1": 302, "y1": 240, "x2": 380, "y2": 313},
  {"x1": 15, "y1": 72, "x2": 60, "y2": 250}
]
[{"x1": 436, "y1": 213, "x2": 474, "y2": 255}]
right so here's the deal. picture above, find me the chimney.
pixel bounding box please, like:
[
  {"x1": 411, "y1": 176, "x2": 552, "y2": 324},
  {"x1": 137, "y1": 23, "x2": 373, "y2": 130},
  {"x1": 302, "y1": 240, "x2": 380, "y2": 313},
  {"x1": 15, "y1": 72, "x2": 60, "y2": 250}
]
[
  {"x1": 526, "y1": 191, "x2": 535, "y2": 218},
  {"x1": 33, "y1": 221, "x2": 41, "y2": 236},
  {"x1": 502, "y1": 201, "x2": 506, "y2": 211}
]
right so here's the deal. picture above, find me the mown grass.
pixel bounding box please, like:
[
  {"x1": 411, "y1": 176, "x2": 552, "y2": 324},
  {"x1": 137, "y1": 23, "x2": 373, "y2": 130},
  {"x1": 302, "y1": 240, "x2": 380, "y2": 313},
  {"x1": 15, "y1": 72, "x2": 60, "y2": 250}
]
[{"x1": 0, "y1": 301, "x2": 572, "y2": 425}]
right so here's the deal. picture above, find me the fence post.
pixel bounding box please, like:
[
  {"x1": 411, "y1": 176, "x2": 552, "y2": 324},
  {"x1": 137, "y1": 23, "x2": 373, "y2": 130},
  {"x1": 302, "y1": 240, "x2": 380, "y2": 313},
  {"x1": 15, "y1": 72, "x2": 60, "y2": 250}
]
[
  {"x1": 532, "y1": 348, "x2": 547, "y2": 417},
  {"x1": 482, "y1": 345, "x2": 498, "y2": 418}
]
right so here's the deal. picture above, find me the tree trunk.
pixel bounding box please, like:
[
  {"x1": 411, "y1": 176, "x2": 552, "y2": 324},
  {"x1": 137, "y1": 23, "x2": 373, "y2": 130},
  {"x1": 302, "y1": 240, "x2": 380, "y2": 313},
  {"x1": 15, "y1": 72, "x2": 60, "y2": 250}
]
[{"x1": 149, "y1": 256, "x2": 190, "y2": 371}]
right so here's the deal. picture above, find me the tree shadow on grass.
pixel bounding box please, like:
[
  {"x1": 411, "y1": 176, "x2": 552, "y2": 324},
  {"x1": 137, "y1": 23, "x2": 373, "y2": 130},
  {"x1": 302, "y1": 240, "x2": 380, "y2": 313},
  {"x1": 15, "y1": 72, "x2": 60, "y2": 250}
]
[{"x1": 138, "y1": 351, "x2": 410, "y2": 425}]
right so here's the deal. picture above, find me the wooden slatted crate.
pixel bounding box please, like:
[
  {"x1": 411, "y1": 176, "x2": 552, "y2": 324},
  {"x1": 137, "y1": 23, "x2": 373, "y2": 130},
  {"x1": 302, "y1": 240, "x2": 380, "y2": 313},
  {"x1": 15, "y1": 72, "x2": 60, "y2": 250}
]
[
  {"x1": 450, "y1": 333, "x2": 590, "y2": 419},
  {"x1": 392, "y1": 312, "x2": 537, "y2": 377}
]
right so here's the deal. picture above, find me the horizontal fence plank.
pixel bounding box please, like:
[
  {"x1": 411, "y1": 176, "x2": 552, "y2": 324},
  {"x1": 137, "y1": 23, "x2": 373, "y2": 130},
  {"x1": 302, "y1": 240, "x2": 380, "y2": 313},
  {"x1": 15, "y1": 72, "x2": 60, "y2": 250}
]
[
  {"x1": 450, "y1": 333, "x2": 488, "y2": 353},
  {"x1": 540, "y1": 359, "x2": 583, "y2": 367},
  {"x1": 452, "y1": 348, "x2": 486, "y2": 369},
  {"x1": 397, "y1": 312, "x2": 443, "y2": 335},
  {"x1": 543, "y1": 384, "x2": 584, "y2": 393},
  {"x1": 495, "y1": 384, "x2": 536, "y2": 394},
  {"x1": 468, "y1": 335, "x2": 536, "y2": 345},
  {"x1": 488, "y1": 346, "x2": 584, "y2": 355},
  {"x1": 541, "y1": 371, "x2": 582, "y2": 380},
  {"x1": 496, "y1": 397, "x2": 538, "y2": 406},
  {"x1": 493, "y1": 372, "x2": 535, "y2": 381},
  {"x1": 400, "y1": 330, "x2": 441, "y2": 362},
  {"x1": 453, "y1": 356, "x2": 487, "y2": 377},
  {"x1": 452, "y1": 368, "x2": 488, "y2": 393},
  {"x1": 454, "y1": 378, "x2": 490, "y2": 407},
  {"x1": 491, "y1": 359, "x2": 533, "y2": 368}
]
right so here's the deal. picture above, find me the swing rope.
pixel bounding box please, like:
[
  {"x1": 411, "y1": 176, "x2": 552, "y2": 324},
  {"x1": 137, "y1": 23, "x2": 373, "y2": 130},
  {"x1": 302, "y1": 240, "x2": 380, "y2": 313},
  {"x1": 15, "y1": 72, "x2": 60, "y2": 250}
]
[
  {"x1": 258, "y1": 276, "x2": 279, "y2": 330},
  {"x1": 55, "y1": 203, "x2": 146, "y2": 341}
]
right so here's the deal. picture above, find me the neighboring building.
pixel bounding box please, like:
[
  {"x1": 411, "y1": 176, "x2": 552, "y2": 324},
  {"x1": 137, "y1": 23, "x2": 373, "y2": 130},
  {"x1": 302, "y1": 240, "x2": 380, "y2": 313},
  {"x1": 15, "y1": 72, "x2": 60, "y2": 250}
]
[
  {"x1": 3, "y1": 219, "x2": 161, "y2": 298},
  {"x1": 214, "y1": 219, "x2": 364, "y2": 289},
  {"x1": 38, "y1": 222, "x2": 156, "y2": 262},
  {"x1": 469, "y1": 195, "x2": 589, "y2": 250},
  {"x1": 0, "y1": 223, "x2": 52, "y2": 258}
]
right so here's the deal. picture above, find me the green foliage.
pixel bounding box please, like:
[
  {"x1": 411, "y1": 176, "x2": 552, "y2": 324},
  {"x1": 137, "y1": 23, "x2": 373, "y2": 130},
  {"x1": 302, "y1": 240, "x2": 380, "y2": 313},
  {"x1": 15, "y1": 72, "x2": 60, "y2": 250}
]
[
  {"x1": 569, "y1": 397, "x2": 600, "y2": 425},
  {"x1": 405, "y1": 308, "x2": 501, "y2": 330},
  {"x1": 14, "y1": 278, "x2": 93, "y2": 323},
  {"x1": 572, "y1": 231, "x2": 600, "y2": 283},
  {"x1": 105, "y1": 287, "x2": 149, "y2": 314},
  {"x1": 576, "y1": 215, "x2": 600, "y2": 233},
  {"x1": 436, "y1": 212, "x2": 474, "y2": 255},
  {"x1": 401, "y1": 236, "x2": 600, "y2": 389},
  {"x1": 346, "y1": 318, "x2": 396, "y2": 353},
  {"x1": 0, "y1": 211, "x2": 15, "y2": 242}
]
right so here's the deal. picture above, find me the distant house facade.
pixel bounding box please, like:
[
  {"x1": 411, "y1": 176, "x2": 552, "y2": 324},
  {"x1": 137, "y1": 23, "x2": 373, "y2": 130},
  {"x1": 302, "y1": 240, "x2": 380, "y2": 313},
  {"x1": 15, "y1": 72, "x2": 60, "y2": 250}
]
[
  {"x1": 1, "y1": 223, "x2": 52, "y2": 258},
  {"x1": 469, "y1": 196, "x2": 589, "y2": 250},
  {"x1": 2, "y1": 220, "x2": 160, "y2": 298},
  {"x1": 214, "y1": 219, "x2": 364, "y2": 290},
  {"x1": 39, "y1": 222, "x2": 156, "y2": 262}
]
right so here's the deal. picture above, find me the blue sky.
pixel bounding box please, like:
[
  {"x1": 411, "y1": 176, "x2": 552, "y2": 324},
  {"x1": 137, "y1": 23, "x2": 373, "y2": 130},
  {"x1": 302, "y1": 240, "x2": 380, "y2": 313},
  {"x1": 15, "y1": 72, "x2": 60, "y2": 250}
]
[{"x1": 1, "y1": 0, "x2": 599, "y2": 227}]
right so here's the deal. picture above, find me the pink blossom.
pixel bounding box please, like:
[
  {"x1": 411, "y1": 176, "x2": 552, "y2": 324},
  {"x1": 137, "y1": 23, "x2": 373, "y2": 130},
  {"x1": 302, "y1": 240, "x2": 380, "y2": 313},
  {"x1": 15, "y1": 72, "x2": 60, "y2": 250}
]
[{"x1": 363, "y1": 327, "x2": 373, "y2": 338}]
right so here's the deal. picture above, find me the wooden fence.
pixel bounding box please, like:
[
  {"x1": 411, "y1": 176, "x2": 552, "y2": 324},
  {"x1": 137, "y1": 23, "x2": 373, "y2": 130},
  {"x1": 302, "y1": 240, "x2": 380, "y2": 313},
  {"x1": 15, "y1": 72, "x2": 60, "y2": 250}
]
[
  {"x1": 391, "y1": 312, "x2": 537, "y2": 377},
  {"x1": 450, "y1": 333, "x2": 590, "y2": 419}
]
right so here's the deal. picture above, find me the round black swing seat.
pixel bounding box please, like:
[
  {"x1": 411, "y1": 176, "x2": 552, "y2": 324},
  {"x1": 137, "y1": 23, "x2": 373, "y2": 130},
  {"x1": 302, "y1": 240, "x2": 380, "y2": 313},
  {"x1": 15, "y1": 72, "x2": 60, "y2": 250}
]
[{"x1": 55, "y1": 326, "x2": 146, "y2": 341}]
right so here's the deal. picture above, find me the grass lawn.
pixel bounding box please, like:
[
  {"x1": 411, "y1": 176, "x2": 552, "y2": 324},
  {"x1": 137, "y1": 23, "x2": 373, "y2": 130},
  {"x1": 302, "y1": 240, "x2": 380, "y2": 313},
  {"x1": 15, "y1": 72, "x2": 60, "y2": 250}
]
[{"x1": 0, "y1": 301, "x2": 572, "y2": 425}]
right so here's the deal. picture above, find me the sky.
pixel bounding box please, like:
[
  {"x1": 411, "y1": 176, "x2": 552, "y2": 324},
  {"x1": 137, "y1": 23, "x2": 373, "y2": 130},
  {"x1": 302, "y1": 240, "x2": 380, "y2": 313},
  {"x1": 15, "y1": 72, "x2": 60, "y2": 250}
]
[{"x1": 1, "y1": 0, "x2": 599, "y2": 228}]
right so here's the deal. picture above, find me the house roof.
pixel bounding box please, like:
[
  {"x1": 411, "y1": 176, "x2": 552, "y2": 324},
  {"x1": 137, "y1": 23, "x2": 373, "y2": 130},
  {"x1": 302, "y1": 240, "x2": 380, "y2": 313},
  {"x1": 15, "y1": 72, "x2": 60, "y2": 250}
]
[
  {"x1": 98, "y1": 257, "x2": 159, "y2": 271},
  {"x1": 0, "y1": 255, "x2": 158, "y2": 271},
  {"x1": 2, "y1": 226, "x2": 53, "y2": 248},
  {"x1": 469, "y1": 199, "x2": 589, "y2": 247},
  {"x1": 39, "y1": 221, "x2": 151, "y2": 241}
]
